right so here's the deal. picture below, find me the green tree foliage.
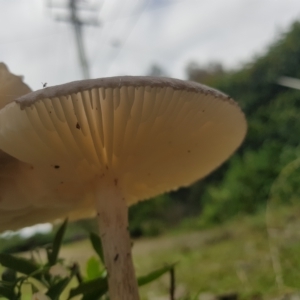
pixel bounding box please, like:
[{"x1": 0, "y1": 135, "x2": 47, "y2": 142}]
[
  {"x1": 129, "y1": 21, "x2": 300, "y2": 231},
  {"x1": 187, "y1": 21, "x2": 300, "y2": 224},
  {"x1": 186, "y1": 61, "x2": 225, "y2": 86}
]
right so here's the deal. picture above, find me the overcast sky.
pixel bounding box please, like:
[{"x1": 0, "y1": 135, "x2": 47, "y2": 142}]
[{"x1": 1, "y1": 0, "x2": 300, "y2": 91}]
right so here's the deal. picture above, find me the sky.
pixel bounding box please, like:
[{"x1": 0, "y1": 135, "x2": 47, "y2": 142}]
[{"x1": 1, "y1": 0, "x2": 300, "y2": 92}]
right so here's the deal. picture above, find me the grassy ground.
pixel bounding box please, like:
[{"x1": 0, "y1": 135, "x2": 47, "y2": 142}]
[
  {"x1": 2, "y1": 201, "x2": 300, "y2": 299},
  {"x1": 57, "y1": 201, "x2": 300, "y2": 299}
]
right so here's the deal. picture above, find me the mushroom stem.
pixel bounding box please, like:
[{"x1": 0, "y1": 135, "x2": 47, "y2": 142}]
[{"x1": 94, "y1": 176, "x2": 140, "y2": 300}]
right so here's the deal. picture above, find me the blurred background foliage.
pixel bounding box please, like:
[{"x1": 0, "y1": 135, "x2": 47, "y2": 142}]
[
  {"x1": 2, "y1": 21, "x2": 300, "y2": 253},
  {"x1": 130, "y1": 20, "x2": 300, "y2": 231}
]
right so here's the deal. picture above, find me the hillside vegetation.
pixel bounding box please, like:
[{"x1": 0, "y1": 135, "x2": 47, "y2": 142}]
[
  {"x1": 130, "y1": 21, "x2": 300, "y2": 234},
  {"x1": 56, "y1": 201, "x2": 300, "y2": 300}
]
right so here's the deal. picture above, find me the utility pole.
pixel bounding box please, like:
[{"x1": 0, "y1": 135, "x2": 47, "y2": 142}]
[{"x1": 48, "y1": 0, "x2": 100, "y2": 79}]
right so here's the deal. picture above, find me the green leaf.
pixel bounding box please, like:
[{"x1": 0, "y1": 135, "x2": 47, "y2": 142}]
[
  {"x1": 137, "y1": 263, "x2": 176, "y2": 287},
  {"x1": 81, "y1": 289, "x2": 105, "y2": 300},
  {"x1": 1, "y1": 269, "x2": 16, "y2": 282},
  {"x1": 30, "y1": 283, "x2": 39, "y2": 294},
  {"x1": 86, "y1": 257, "x2": 103, "y2": 280},
  {"x1": 89, "y1": 232, "x2": 104, "y2": 264},
  {"x1": 0, "y1": 254, "x2": 41, "y2": 280},
  {"x1": 46, "y1": 277, "x2": 72, "y2": 300},
  {"x1": 20, "y1": 282, "x2": 32, "y2": 300},
  {"x1": 68, "y1": 276, "x2": 107, "y2": 299},
  {"x1": 48, "y1": 219, "x2": 68, "y2": 266},
  {"x1": 0, "y1": 282, "x2": 15, "y2": 299}
]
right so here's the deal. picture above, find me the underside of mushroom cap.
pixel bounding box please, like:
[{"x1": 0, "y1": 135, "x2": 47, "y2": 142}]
[{"x1": 0, "y1": 76, "x2": 247, "y2": 229}]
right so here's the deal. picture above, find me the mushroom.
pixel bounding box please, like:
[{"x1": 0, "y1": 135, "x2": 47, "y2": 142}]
[
  {"x1": 0, "y1": 63, "x2": 31, "y2": 109},
  {"x1": 0, "y1": 73, "x2": 247, "y2": 300},
  {"x1": 0, "y1": 63, "x2": 37, "y2": 231}
]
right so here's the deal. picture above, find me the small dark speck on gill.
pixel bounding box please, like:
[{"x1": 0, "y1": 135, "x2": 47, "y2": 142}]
[
  {"x1": 187, "y1": 150, "x2": 191, "y2": 153},
  {"x1": 114, "y1": 254, "x2": 119, "y2": 262},
  {"x1": 76, "y1": 122, "x2": 81, "y2": 129},
  {"x1": 114, "y1": 178, "x2": 118, "y2": 186},
  {"x1": 54, "y1": 165, "x2": 60, "y2": 169}
]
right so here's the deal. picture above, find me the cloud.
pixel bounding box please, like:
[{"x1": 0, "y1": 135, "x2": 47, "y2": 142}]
[{"x1": 0, "y1": 0, "x2": 300, "y2": 90}]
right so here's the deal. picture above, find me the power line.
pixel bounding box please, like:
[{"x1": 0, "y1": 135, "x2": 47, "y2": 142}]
[
  {"x1": 102, "y1": 0, "x2": 151, "y2": 75},
  {"x1": 47, "y1": 0, "x2": 101, "y2": 79},
  {"x1": 47, "y1": 0, "x2": 190, "y2": 78},
  {"x1": 95, "y1": 0, "x2": 187, "y2": 75}
]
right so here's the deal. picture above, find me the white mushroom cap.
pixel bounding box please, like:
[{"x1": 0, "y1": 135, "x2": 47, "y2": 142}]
[{"x1": 0, "y1": 76, "x2": 246, "y2": 231}]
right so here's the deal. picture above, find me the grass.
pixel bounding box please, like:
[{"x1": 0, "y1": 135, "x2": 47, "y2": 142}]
[
  {"x1": 57, "y1": 201, "x2": 300, "y2": 299},
  {"x1": 133, "y1": 214, "x2": 276, "y2": 299},
  {"x1": 2, "y1": 201, "x2": 300, "y2": 299}
]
